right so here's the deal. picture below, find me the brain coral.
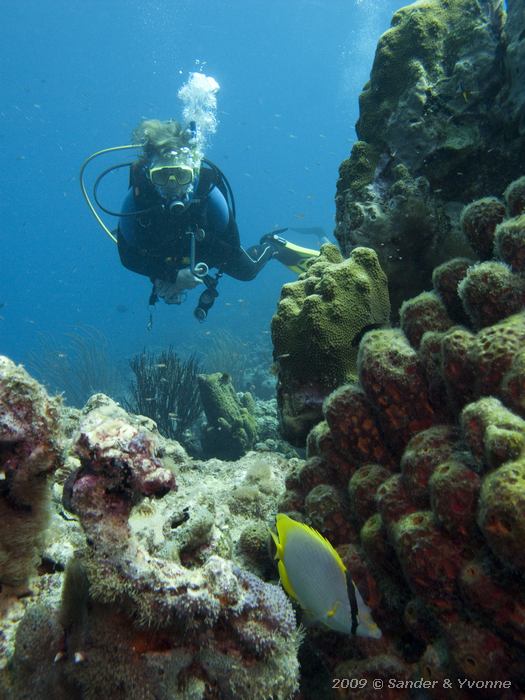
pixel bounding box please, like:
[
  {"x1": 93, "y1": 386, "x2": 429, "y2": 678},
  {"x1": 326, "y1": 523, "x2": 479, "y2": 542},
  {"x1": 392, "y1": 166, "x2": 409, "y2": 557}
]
[{"x1": 272, "y1": 243, "x2": 390, "y2": 445}]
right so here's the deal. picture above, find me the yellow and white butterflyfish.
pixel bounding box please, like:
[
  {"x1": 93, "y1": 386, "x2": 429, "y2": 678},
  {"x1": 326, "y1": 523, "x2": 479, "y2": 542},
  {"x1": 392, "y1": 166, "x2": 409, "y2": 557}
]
[{"x1": 271, "y1": 514, "x2": 382, "y2": 639}]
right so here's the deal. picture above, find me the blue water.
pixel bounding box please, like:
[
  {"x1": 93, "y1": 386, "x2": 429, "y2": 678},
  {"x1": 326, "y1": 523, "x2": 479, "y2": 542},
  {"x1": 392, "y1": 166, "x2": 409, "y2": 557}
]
[{"x1": 1, "y1": 0, "x2": 408, "y2": 382}]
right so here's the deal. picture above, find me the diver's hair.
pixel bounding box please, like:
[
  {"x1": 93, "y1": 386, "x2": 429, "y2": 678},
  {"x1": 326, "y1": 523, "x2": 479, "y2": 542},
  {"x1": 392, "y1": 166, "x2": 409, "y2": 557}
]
[{"x1": 132, "y1": 119, "x2": 195, "y2": 159}]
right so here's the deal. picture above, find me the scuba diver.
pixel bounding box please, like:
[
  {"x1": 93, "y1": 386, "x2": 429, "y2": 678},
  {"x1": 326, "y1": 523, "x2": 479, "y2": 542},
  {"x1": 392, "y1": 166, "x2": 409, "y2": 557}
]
[{"x1": 80, "y1": 118, "x2": 320, "y2": 321}]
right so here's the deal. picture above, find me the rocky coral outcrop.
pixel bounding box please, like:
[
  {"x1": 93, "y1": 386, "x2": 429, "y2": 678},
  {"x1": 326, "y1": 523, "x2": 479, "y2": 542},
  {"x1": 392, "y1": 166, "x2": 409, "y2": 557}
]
[
  {"x1": 198, "y1": 371, "x2": 257, "y2": 459},
  {"x1": 0, "y1": 392, "x2": 302, "y2": 699},
  {"x1": 0, "y1": 356, "x2": 63, "y2": 587},
  {"x1": 272, "y1": 244, "x2": 390, "y2": 445},
  {"x1": 277, "y1": 177, "x2": 525, "y2": 692},
  {"x1": 335, "y1": 0, "x2": 525, "y2": 316}
]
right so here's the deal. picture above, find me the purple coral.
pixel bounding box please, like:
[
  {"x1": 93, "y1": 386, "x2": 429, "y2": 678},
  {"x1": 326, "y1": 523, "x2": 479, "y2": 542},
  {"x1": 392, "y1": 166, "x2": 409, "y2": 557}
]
[
  {"x1": 62, "y1": 403, "x2": 176, "y2": 558},
  {"x1": 0, "y1": 356, "x2": 62, "y2": 586}
]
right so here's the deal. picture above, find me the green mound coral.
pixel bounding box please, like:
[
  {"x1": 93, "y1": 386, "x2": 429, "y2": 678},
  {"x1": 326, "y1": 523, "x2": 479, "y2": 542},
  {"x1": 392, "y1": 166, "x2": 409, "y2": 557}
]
[
  {"x1": 335, "y1": 0, "x2": 525, "y2": 321},
  {"x1": 504, "y1": 175, "x2": 525, "y2": 217},
  {"x1": 271, "y1": 244, "x2": 390, "y2": 445},
  {"x1": 357, "y1": 0, "x2": 504, "y2": 159},
  {"x1": 460, "y1": 197, "x2": 506, "y2": 260},
  {"x1": 336, "y1": 140, "x2": 380, "y2": 199},
  {"x1": 494, "y1": 214, "x2": 525, "y2": 273},
  {"x1": 431, "y1": 257, "x2": 473, "y2": 323},
  {"x1": 198, "y1": 372, "x2": 257, "y2": 459},
  {"x1": 359, "y1": 0, "x2": 486, "y2": 140},
  {"x1": 458, "y1": 261, "x2": 525, "y2": 329},
  {"x1": 399, "y1": 291, "x2": 455, "y2": 349},
  {"x1": 477, "y1": 457, "x2": 525, "y2": 572}
]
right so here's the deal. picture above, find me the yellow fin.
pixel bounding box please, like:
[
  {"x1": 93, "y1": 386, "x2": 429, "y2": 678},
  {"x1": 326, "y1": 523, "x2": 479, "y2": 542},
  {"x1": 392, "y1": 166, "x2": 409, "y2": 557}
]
[
  {"x1": 278, "y1": 560, "x2": 299, "y2": 601},
  {"x1": 270, "y1": 528, "x2": 283, "y2": 561}
]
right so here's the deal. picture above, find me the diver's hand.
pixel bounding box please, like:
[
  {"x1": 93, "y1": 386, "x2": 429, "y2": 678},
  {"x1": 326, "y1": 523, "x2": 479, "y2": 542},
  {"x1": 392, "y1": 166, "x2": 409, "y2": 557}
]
[
  {"x1": 175, "y1": 268, "x2": 203, "y2": 291},
  {"x1": 154, "y1": 279, "x2": 184, "y2": 304},
  {"x1": 154, "y1": 270, "x2": 203, "y2": 305}
]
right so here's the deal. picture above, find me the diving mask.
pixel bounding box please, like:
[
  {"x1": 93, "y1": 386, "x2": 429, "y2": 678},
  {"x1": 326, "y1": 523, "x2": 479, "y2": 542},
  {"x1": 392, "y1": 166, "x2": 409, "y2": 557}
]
[{"x1": 148, "y1": 163, "x2": 194, "y2": 186}]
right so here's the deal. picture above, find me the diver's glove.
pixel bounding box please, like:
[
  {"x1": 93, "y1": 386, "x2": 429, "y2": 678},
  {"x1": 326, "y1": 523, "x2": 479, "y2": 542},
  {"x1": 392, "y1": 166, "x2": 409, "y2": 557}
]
[{"x1": 154, "y1": 269, "x2": 203, "y2": 305}]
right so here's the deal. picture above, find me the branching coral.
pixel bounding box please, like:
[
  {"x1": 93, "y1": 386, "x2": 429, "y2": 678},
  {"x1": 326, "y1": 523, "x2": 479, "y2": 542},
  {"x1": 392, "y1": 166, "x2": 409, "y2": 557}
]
[
  {"x1": 27, "y1": 326, "x2": 124, "y2": 408},
  {"x1": 126, "y1": 347, "x2": 202, "y2": 443}
]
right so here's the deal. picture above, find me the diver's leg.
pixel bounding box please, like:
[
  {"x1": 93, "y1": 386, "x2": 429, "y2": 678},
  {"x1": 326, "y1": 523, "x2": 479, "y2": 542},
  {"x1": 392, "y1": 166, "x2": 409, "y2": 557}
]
[{"x1": 220, "y1": 244, "x2": 276, "y2": 281}]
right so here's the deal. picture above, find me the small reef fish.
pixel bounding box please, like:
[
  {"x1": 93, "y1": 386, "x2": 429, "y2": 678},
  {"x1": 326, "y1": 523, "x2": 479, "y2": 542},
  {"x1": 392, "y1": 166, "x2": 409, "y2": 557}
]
[{"x1": 271, "y1": 514, "x2": 382, "y2": 638}]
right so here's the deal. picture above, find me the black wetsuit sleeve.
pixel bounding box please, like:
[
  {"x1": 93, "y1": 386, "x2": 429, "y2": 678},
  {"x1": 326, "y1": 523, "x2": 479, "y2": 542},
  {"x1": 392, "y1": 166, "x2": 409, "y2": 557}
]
[
  {"x1": 220, "y1": 237, "x2": 275, "y2": 281},
  {"x1": 208, "y1": 210, "x2": 275, "y2": 281}
]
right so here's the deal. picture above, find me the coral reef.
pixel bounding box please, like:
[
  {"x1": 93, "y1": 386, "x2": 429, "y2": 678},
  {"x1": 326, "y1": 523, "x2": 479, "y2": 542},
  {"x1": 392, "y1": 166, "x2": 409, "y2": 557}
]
[
  {"x1": 335, "y1": 0, "x2": 525, "y2": 315},
  {"x1": 62, "y1": 395, "x2": 177, "y2": 555},
  {"x1": 272, "y1": 244, "x2": 390, "y2": 445},
  {"x1": 0, "y1": 390, "x2": 301, "y2": 699},
  {"x1": 252, "y1": 398, "x2": 298, "y2": 457},
  {"x1": 3, "y1": 2, "x2": 525, "y2": 696},
  {"x1": 357, "y1": 329, "x2": 437, "y2": 456},
  {"x1": 275, "y1": 172, "x2": 525, "y2": 693},
  {"x1": 477, "y1": 457, "x2": 525, "y2": 572},
  {"x1": 198, "y1": 371, "x2": 257, "y2": 459},
  {"x1": 399, "y1": 291, "x2": 455, "y2": 349}
]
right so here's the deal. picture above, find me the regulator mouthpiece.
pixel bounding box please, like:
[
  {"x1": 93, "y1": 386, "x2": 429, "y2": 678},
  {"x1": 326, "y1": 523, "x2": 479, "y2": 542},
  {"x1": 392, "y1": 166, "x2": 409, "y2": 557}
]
[{"x1": 169, "y1": 199, "x2": 187, "y2": 214}]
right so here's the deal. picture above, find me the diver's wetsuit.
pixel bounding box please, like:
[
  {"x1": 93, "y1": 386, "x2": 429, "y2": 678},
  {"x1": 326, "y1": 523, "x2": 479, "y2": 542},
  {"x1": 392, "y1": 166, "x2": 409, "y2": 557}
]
[{"x1": 117, "y1": 160, "x2": 274, "y2": 283}]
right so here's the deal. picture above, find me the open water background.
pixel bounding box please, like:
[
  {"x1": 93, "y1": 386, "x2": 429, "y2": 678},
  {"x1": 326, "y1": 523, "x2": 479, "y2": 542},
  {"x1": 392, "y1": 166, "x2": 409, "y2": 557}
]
[{"x1": 1, "y1": 0, "x2": 414, "y2": 390}]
